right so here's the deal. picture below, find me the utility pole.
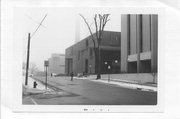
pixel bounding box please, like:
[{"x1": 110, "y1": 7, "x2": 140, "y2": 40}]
[
  {"x1": 24, "y1": 14, "x2": 47, "y2": 86},
  {"x1": 25, "y1": 33, "x2": 31, "y2": 85}
]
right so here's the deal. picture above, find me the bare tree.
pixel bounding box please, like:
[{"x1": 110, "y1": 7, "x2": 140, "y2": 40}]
[
  {"x1": 23, "y1": 62, "x2": 38, "y2": 75},
  {"x1": 22, "y1": 62, "x2": 26, "y2": 70},
  {"x1": 80, "y1": 14, "x2": 110, "y2": 79},
  {"x1": 29, "y1": 62, "x2": 38, "y2": 74}
]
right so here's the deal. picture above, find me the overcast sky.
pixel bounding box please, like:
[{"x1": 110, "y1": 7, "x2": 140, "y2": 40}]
[{"x1": 14, "y1": 7, "x2": 121, "y2": 71}]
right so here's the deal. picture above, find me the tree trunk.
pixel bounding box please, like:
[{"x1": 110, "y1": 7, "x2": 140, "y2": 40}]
[
  {"x1": 93, "y1": 48, "x2": 97, "y2": 74},
  {"x1": 96, "y1": 44, "x2": 101, "y2": 79}
]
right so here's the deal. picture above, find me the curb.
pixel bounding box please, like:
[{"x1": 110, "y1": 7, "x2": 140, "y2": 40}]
[
  {"x1": 136, "y1": 87, "x2": 155, "y2": 92},
  {"x1": 75, "y1": 77, "x2": 157, "y2": 92},
  {"x1": 22, "y1": 84, "x2": 49, "y2": 96}
]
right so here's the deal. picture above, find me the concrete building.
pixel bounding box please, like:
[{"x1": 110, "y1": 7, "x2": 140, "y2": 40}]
[
  {"x1": 65, "y1": 31, "x2": 121, "y2": 75},
  {"x1": 121, "y1": 14, "x2": 158, "y2": 73},
  {"x1": 48, "y1": 54, "x2": 65, "y2": 75}
]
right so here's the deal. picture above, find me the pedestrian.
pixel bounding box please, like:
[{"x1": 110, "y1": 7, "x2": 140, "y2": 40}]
[{"x1": 70, "y1": 72, "x2": 74, "y2": 81}]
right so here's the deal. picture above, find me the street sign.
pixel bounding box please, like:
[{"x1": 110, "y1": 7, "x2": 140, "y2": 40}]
[
  {"x1": 44, "y1": 60, "x2": 48, "y2": 90},
  {"x1": 44, "y1": 60, "x2": 49, "y2": 67}
]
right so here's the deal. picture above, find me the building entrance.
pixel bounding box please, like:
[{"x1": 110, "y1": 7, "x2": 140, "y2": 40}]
[
  {"x1": 128, "y1": 61, "x2": 137, "y2": 73},
  {"x1": 101, "y1": 50, "x2": 120, "y2": 74},
  {"x1": 141, "y1": 60, "x2": 151, "y2": 73},
  {"x1": 85, "y1": 59, "x2": 88, "y2": 74}
]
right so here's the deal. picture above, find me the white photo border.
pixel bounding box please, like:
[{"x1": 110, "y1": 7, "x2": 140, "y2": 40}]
[{"x1": 5, "y1": 3, "x2": 165, "y2": 113}]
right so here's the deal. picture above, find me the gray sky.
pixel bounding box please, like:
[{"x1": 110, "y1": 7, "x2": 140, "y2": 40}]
[{"x1": 14, "y1": 7, "x2": 121, "y2": 71}]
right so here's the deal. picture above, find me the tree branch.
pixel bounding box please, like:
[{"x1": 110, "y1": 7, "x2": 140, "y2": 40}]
[
  {"x1": 94, "y1": 14, "x2": 98, "y2": 40},
  {"x1": 79, "y1": 14, "x2": 97, "y2": 49},
  {"x1": 79, "y1": 14, "x2": 94, "y2": 37}
]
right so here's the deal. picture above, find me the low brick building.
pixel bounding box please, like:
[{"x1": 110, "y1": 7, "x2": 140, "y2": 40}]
[{"x1": 65, "y1": 31, "x2": 121, "y2": 76}]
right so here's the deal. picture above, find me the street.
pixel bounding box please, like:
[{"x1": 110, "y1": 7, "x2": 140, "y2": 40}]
[{"x1": 23, "y1": 76, "x2": 157, "y2": 105}]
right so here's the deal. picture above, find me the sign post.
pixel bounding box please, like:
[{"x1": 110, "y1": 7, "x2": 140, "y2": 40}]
[{"x1": 44, "y1": 60, "x2": 49, "y2": 89}]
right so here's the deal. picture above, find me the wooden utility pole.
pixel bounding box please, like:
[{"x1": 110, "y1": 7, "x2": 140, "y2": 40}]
[
  {"x1": 25, "y1": 33, "x2": 31, "y2": 85},
  {"x1": 24, "y1": 14, "x2": 47, "y2": 86}
]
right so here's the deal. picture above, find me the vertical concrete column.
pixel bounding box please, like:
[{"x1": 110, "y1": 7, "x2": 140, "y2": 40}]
[
  {"x1": 136, "y1": 15, "x2": 142, "y2": 73},
  {"x1": 151, "y1": 15, "x2": 158, "y2": 73},
  {"x1": 121, "y1": 15, "x2": 130, "y2": 73},
  {"x1": 65, "y1": 58, "x2": 68, "y2": 75}
]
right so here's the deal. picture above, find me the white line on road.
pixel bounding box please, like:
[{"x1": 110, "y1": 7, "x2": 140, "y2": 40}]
[{"x1": 29, "y1": 97, "x2": 38, "y2": 105}]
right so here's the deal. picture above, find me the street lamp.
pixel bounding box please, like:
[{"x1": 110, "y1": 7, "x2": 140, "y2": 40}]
[
  {"x1": 108, "y1": 65, "x2": 111, "y2": 82},
  {"x1": 114, "y1": 60, "x2": 119, "y2": 73},
  {"x1": 105, "y1": 61, "x2": 111, "y2": 82}
]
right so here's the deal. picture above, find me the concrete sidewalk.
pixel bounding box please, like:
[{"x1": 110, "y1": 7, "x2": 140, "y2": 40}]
[
  {"x1": 74, "y1": 75, "x2": 157, "y2": 92},
  {"x1": 22, "y1": 77, "x2": 52, "y2": 96}
]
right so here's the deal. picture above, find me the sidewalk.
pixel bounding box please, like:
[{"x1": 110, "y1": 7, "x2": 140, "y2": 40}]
[
  {"x1": 22, "y1": 77, "x2": 52, "y2": 96},
  {"x1": 74, "y1": 75, "x2": 157, "y2": 92}
]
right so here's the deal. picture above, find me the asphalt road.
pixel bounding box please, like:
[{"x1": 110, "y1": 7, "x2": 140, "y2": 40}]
[{"x1": 23, "y1": 76, "x2": 157, "y2": 105}]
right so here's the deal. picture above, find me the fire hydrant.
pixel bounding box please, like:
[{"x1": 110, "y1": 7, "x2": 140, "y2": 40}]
[{"x1": 33, "y1": 81, "x2": 38, "y2": 88}]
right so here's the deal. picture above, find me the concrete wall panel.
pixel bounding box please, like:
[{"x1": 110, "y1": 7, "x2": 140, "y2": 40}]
[
  {"x1": 48, "y1": 54, "x2": 65, "y2": 75},
  {"x1": 121, "y1": 15, "x2": 129, "y2": 73},
  {"x1": 99, "y1": 73, "x2": 157, "y2": 83},
  {"x1": 151, "y1": 15, "x2": 158, "y2": 73},
  {"x1": 130, "y1": 15, "x2": 137, "y2": 55},
  {"x1": 142, "y1": 15, "x2": 151, "y2": 52}
]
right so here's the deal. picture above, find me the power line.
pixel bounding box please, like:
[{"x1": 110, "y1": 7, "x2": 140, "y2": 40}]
[
  {"x1": 25, "y1": 14, "x2": 46, "y2": 28},
  {"x1": 30, "y1": 14, "x2": 47, "y2": 38},
  {"x1": 25, "y1": 14, "x2": 47, "y2": 85},
  {"x1": 24, "y1": 14, "x2": 47, "y2": 58}
]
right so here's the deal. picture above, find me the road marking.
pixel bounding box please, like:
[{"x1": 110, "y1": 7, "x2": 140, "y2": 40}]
[{"x1": 29, "y1": 97, "x2": 38, "y2": 105}]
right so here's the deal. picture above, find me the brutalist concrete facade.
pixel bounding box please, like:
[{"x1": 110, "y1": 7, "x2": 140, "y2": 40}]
[
  {"x1": 48, "y1": 54, "x2": 65, "y2": 75},
  {"x1": 121, "y1": 14, "x2": 158, "y2": 73},
  {"x1": 65, "y1": 31, "x2": 121, "y2": 75}
]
